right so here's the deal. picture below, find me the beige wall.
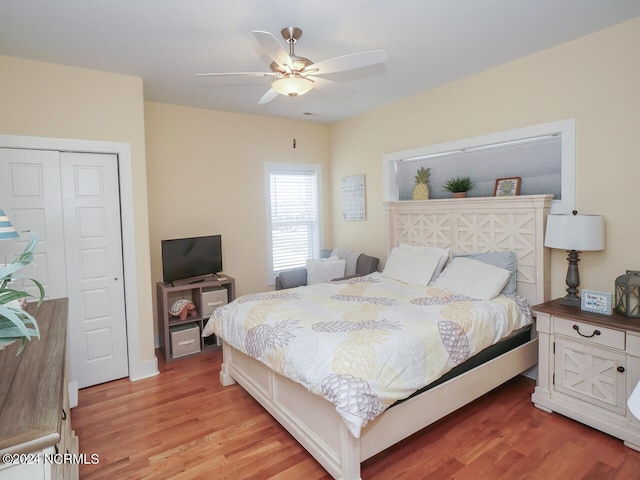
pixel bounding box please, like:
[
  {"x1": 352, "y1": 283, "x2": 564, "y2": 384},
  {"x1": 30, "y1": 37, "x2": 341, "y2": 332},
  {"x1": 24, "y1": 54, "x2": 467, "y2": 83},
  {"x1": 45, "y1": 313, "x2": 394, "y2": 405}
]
[
  {"x1": 2, "y1": 17, "x2": 638, "y2": 366},
  {"x1": 0, "y1": 55, "x2": 156, "y2": 366},
  {"x1": 329, "y1": 18, "x2": 640, "y2": 301},
  {"x1": 144, "y1": 102, "x2": 331, "y2": 298}
]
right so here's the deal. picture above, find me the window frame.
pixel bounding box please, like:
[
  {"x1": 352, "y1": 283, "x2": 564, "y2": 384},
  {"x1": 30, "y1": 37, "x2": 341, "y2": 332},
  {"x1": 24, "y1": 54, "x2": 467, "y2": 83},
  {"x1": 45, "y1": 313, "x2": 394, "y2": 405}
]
[{"x1": 264, "y1": 162, "x2": 323, "y2": 285}]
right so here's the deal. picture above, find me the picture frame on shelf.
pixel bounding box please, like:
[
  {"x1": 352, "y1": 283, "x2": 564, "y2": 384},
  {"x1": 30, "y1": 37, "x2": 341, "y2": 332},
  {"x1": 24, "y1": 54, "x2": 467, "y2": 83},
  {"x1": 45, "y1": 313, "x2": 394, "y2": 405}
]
[
  {"x1": 581, "y1": 290, "x2": 613, "y2": 315},
  {"x1": 494, "y1": 177, "x2": 521, "y2": 196}
]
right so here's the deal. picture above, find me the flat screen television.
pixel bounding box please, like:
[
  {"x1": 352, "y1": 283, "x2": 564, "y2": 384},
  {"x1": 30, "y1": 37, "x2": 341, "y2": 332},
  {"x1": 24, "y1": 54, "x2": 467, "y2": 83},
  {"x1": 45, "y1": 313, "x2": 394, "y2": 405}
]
[{"x1": 161, "y1": 235, "x2": 222, "y2": 285}]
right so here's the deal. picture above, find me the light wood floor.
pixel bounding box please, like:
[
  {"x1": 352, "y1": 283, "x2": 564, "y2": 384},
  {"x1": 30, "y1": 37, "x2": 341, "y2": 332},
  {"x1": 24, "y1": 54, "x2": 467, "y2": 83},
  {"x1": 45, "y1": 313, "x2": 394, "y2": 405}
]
[{"x1": 73, "y1": 348, "x2": 640, "y2": 479}]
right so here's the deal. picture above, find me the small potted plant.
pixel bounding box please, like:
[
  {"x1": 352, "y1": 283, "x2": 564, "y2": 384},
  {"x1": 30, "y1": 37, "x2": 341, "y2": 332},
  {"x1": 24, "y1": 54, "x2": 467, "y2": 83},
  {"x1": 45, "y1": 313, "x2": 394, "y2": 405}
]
[
  {"x1": 443, "y1": 177, "x2": 475, "y2": 198},
  {"x1": 0, "y1": 234, "x2": 45, "y2": 354}
]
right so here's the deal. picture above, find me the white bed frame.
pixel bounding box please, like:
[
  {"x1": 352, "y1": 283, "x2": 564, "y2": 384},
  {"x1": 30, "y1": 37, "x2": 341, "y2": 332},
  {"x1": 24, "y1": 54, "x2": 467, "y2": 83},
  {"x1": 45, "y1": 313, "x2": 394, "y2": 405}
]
[{"x1": 219, "y1": 194, "x2": 553, "y2": 480}]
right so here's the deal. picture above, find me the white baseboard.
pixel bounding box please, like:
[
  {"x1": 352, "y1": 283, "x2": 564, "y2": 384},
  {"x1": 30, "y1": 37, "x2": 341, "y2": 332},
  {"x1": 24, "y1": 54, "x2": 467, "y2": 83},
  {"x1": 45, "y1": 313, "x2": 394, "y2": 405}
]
[{"x1": 129, "y1": 356, "x2": 159, "y2": 382}]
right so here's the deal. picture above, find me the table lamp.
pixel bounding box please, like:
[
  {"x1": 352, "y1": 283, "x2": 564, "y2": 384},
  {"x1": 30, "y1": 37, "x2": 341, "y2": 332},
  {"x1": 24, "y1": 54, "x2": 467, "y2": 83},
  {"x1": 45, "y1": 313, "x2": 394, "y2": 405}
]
[
  {"x1": 0, "y1": 210, "x2": 19, "y2": 241},
  {"x1": 544, "y1": 210, "x2": 605, "y2": 307},
  {"x1": 0, "y1": 209, "x2": 20, "y2": 283}
]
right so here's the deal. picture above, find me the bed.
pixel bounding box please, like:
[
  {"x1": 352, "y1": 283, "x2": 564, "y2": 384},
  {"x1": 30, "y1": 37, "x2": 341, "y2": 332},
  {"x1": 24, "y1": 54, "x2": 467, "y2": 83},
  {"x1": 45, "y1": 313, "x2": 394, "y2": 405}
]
[{"x1": 204, "y1": 194, "x2": 552, "y2": 480}]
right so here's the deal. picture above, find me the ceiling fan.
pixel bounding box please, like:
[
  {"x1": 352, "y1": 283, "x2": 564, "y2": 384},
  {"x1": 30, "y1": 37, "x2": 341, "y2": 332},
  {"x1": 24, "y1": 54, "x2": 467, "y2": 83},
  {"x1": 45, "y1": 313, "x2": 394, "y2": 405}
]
[{"x1": 196, "y1": 27, "x2": 386, "y2": 104}]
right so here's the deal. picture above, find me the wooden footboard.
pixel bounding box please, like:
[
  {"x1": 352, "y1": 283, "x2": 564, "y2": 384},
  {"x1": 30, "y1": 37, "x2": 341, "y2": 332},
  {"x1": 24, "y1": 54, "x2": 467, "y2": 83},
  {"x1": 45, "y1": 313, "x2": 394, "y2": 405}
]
[{"x1": 220, "y1": 337, "x2": 538, "y2": 480}]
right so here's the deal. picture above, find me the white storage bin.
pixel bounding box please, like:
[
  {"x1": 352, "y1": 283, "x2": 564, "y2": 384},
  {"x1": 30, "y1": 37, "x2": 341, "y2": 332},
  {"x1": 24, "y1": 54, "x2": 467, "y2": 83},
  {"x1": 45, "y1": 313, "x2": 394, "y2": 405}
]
[
  {"x1": 201, "y1": 287, "x2": 228, "y2": 317},
  {"x1": 170, "y1": 323, "x2": 201, "y2": 358}
]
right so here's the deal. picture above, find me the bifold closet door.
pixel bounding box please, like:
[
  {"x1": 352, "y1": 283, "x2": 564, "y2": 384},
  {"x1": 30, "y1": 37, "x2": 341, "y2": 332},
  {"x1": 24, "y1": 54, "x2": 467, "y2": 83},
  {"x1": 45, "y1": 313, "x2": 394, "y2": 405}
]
[
  {"x1": 0, "y1": 148, "x2": 128, "y2": 388},
  {"x1": 60, "y1": 152, "x2": 128, "y2": 388}
]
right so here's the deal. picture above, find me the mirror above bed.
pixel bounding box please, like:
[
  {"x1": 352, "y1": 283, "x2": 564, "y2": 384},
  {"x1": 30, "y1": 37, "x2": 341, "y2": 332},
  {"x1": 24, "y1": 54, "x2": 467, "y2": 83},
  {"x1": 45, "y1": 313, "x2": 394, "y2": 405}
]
[{"x1": 383, "y1": 118, "x2": 575, "y2": 214}]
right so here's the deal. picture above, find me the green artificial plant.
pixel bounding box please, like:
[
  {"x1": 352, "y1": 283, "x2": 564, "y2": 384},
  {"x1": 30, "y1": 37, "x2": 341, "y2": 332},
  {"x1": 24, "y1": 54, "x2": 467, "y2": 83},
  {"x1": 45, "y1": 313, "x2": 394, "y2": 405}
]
[
  {"x1": 0, "y1": 234, "x2": 45, "y2": 354},
  {"x1": 443, "y1": 176, "x2": 475, "y2": 193}
]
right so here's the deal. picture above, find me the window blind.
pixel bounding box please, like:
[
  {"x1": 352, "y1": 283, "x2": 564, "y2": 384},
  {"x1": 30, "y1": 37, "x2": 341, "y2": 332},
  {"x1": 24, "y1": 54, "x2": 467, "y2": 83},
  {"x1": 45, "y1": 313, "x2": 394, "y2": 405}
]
[{"x1": 267, "y1": 167, "x2": 320, "y2": 277}]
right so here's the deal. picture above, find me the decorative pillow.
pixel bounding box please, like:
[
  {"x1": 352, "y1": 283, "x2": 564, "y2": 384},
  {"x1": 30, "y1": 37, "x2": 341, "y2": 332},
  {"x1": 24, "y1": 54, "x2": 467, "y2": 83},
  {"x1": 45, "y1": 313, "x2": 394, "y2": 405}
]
[
  {"x1": 306, "y1": 257, "x2": 346, "y2": 285},
  {"x1": 454, "y1": 251, "x2": 517, "y2": 294},
  {"x1": 435, "y1": 256, "x2": 511, "y2": 300},
  {"x1": 382, "y1": 247, "x2": 443, "y2": 286},
  {"x1": 277, "y1": 268, "x2": 308, "y2": 289},
  {"x1": 399, "y1": 243, "x2": 450, "y2": 282}
]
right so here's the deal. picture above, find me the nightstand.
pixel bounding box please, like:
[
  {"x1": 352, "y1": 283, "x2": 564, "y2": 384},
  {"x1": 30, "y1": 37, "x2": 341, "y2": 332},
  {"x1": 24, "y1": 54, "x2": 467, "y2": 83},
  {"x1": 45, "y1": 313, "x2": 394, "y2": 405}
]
[{"x1": 531, "y1": 298, "x2": 640, "y2": 451}]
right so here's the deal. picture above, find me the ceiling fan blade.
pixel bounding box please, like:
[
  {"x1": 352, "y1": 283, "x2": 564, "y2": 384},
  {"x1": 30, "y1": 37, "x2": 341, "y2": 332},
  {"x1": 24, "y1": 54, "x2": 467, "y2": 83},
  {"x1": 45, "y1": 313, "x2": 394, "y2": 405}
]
[
  {"x1": 253, "y1": 30, "x2": 292, "y2": 69},
  {"x1": 310, "y1": 77, "x2": 354, "y2": 96},
  {"x1": 258, "y1": 88, "x2": 280, "y2": 104},
  {"x1": 305, "y1": 50, "x2": 386, "y2": 75},
  {"x1": 196, "y1": 72, "x2": 277, "y2": 77}
]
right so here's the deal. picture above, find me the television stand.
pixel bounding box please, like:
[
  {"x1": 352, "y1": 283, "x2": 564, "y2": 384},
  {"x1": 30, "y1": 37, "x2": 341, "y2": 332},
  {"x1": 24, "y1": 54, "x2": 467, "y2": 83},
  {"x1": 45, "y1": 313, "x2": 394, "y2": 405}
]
[{"x1": 156, "y1": 276, "x2": 235, "y2": 362}]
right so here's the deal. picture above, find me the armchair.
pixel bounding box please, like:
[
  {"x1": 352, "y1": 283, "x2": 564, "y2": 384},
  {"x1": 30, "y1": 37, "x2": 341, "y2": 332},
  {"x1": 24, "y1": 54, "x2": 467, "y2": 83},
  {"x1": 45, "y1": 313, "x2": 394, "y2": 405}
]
[{"x1": 275, "y1": 250, "x2": 379, "y2": 290}]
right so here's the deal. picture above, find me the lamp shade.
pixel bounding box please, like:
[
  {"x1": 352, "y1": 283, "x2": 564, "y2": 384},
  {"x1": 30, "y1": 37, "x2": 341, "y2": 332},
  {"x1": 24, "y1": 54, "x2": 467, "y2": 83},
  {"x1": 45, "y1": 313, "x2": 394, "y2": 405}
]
[
  {"x1": 0, "y1": 210, "x2": 19, "y2": 241},
  {"x1": 271, "y1": 76, "x2": 314, "y2": 97},
  {"x1": 544, "y1": 213, "x2": 605, "y2": 251}
]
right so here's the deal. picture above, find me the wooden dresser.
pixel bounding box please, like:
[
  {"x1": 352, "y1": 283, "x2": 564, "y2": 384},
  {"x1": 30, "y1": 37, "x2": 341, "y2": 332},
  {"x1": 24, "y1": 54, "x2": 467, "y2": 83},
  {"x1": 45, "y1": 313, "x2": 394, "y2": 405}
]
[{"x1": 0, "y1": 298, "x2": 79, "y2": 479}]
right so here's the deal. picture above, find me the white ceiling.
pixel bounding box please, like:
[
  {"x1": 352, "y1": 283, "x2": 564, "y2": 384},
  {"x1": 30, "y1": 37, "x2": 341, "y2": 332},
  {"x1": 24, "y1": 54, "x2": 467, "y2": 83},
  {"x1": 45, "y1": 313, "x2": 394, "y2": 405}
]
[{"x1": 1, "y1": 1, "x2": 639, "y2": 124}]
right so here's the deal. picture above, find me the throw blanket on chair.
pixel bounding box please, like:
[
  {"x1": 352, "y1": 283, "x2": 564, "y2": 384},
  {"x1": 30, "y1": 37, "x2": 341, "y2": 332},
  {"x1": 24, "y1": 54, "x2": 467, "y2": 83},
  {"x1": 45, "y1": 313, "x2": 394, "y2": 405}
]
[{"x1": 331, "y1": 248, "x2": 361, "y2": 276}]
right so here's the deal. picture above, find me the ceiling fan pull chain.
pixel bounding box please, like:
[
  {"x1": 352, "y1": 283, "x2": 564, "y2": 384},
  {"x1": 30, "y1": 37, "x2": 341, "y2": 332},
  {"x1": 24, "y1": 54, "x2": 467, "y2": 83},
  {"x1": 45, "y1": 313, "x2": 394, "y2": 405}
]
[{"x1": 291, "y1": 99, "x2": 297, "y2": 149}]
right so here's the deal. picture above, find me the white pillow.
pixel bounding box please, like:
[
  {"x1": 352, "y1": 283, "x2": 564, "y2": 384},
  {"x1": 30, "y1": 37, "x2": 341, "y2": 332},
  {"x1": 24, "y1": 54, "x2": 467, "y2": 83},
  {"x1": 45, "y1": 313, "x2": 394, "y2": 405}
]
[
  {"x1": 399, "y1": 243, "x2": 450, "y2": 282},
  {"x1": 435, "y1": 256, "x2": 511, "y2": 300},
  {"x1": 306, "y1": 257, "x2": 346, "y2": 285},
  {"x1": 382, "y1": 247, "x2": 443, "y2": 286},
  {"x1": 453, "y1": 251, "x2": 517, "y2": 294}
]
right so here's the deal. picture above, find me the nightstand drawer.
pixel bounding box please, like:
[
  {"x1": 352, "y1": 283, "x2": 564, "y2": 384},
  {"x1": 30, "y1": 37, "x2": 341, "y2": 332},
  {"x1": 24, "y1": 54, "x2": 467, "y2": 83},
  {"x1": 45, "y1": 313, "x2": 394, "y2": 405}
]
[{"x1": 555, "y1": 317, "x2": 625, "y2": 350}]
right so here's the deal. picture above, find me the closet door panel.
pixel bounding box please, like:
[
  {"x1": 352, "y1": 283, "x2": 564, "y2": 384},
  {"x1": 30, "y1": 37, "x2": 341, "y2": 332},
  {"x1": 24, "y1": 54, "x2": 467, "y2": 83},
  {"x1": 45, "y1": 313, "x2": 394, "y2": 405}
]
[
  {"x1": 60, "y1": 152, "x2": 128, "y2": 388},
  {"x1": 0, "y1": 148, "x2": 66, "y2": 300}
]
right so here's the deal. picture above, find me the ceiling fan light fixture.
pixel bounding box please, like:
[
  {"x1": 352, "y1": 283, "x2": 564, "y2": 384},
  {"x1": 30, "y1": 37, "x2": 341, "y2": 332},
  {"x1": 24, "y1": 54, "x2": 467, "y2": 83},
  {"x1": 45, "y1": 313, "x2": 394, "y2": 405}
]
[{"x1": 271, "y1": 76, "x2": 314, "y2": 97}]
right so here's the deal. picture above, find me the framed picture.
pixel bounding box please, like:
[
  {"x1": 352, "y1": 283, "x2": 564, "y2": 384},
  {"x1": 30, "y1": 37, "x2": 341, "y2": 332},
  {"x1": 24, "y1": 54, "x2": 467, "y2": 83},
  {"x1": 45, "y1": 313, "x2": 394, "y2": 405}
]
[
  {"x1": 494, "y1": 177, "x2": 521, "y2": 196},
  {"x1": 341, "y1": 174, "x2": 366, "y2": 221},
  {"x1": 581, "y1": 290, "x2": 613, "y2": 315}
]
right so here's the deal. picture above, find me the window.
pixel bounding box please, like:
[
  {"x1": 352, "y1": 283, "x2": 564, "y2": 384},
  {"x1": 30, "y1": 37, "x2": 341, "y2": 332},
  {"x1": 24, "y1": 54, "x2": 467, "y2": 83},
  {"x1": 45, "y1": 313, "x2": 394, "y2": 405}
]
[{"x1": 265, "y1": 163, "x2": 322, "y2": 283}]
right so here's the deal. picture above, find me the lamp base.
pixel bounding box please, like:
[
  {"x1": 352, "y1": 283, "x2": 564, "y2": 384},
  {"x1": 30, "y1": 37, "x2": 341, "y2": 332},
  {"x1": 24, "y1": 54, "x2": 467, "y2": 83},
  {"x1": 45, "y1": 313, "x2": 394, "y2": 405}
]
[
  {"x1": 558, "y1": 294, "x2": 581, "y2": 307},
  {"x1": 559, "y1": 250, "x2": 582, "y2": 308}
]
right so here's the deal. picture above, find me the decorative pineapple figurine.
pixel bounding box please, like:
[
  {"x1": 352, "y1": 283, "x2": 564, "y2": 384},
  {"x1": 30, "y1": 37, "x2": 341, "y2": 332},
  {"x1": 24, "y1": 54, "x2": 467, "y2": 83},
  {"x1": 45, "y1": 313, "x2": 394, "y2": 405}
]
[{"x1": 412, "y1": 167, "x2": 431, "y2": 200}]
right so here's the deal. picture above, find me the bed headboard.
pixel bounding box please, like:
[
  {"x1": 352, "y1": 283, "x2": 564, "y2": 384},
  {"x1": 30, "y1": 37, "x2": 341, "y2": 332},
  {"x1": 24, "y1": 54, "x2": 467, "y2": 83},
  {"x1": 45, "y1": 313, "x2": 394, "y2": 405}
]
[{"x1": 383, "y1": 194, "x2": 553, "y2": 306}]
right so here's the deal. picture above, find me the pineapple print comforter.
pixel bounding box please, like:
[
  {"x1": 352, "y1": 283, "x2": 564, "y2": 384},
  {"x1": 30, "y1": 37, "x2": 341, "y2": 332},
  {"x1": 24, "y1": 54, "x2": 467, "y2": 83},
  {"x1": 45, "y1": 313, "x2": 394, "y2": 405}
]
[{"x1": 203, "y1": 272, "x2": 531, "y2": 438}]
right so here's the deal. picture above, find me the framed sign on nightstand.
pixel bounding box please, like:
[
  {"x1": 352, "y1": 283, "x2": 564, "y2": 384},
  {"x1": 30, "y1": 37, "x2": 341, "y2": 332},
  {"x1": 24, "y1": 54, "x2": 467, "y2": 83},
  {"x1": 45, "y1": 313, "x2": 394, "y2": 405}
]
[{"x1": 581, "y1": 290, "x2": 613, "y2": 315}]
